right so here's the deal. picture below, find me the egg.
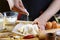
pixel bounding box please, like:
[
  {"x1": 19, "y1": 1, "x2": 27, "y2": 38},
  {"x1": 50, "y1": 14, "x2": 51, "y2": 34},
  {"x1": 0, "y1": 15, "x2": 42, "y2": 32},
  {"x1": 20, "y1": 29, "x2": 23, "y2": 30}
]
[
  {"x1": 52, "y1": 21, "x2": 57, "y2": 29},
  {"x1": 56, "y1": 24, "x2": 60, "y2": 28},
  {"x1": 45, "y1": 22, "x2": 52, "y2": 29}
]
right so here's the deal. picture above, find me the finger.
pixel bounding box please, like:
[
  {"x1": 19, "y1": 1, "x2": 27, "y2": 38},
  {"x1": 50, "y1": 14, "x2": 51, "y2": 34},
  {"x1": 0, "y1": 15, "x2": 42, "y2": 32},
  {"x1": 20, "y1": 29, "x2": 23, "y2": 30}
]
[
  {"x1": 24, "y1": 9, "x2": 29, "y2": 16},
  {"x1": 32, "y1": 20, "x2": 38, "y2": 24},
  {"x1": 25, "y1": 12, "x2": 29, "y2": 16}
]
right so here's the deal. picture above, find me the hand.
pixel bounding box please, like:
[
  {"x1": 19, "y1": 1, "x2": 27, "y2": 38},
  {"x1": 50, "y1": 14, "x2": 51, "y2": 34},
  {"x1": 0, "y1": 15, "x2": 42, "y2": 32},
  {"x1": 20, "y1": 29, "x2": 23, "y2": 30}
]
[
  {"x1": 33, "y1": 18, "x2": 46, "y2": 30},
  {"x1": 12, "y1": 6, "x2": 29, "y2": 16},
  {"x1": 12, "y1": 0, "x2": 29, "y2": 16}
]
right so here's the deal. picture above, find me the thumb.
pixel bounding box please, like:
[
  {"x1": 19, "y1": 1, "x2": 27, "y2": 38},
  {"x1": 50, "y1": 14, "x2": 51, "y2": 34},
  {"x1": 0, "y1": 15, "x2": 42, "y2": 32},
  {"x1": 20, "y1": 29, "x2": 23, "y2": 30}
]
[{"x1": 32, "y1": 20, "x2": 38, "y2": 24}]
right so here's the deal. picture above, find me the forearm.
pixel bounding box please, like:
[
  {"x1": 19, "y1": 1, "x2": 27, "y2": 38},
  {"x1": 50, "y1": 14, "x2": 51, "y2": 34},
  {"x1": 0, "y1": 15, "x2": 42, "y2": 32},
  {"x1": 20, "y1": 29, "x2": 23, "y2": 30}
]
[{"x1": 38, "y1": 0, "x2": 60, "y2": 23}]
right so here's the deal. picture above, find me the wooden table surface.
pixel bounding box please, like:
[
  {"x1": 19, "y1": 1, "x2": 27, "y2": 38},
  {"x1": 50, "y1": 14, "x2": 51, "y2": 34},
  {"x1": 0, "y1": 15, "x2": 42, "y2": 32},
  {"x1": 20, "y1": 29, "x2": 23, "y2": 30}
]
[{"x1": 0, "y1": 20, "x2": 60, "y2": 40}]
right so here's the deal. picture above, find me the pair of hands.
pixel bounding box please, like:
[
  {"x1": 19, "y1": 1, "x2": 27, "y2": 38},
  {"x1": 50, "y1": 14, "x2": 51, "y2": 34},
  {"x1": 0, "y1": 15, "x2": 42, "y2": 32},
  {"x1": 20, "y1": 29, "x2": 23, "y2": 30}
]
[
  {"x1": 12, "y1": 0, "x2": 46, "y2": 30},
  {"x1": 12, "y1": 6, "x2": 45, "y2": 30},
  {"x1": 13, "y1": 6, "x2": 46, "y2": 30}
]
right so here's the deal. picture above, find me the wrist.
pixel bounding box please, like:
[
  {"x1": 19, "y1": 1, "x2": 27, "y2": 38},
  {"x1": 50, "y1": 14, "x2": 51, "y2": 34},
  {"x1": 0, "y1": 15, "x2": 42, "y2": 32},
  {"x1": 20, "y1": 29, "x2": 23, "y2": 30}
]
[{"x1": 37, "y1": 17, "x2": 47, "y2": 25}]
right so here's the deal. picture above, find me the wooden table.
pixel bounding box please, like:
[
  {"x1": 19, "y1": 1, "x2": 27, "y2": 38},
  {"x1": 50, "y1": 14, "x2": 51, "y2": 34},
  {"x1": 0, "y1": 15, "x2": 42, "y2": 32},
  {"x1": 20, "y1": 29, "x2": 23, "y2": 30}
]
[{"x1": 0, "y1": 20, "x2": 60, "y2": 40}]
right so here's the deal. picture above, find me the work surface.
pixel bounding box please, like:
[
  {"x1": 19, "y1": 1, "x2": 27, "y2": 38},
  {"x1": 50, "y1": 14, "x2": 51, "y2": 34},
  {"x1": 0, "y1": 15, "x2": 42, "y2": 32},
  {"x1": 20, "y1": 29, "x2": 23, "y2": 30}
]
[{"x1": 0, "y1": 20, "x2": 60, "y2": 40}]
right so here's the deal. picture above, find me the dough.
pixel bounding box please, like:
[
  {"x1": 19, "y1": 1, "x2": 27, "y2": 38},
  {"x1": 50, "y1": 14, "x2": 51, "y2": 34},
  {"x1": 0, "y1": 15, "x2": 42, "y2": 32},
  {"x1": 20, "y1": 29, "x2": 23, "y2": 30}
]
[{"x1": 12, "y1": 24, "x2": 39, "y2": 36}]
